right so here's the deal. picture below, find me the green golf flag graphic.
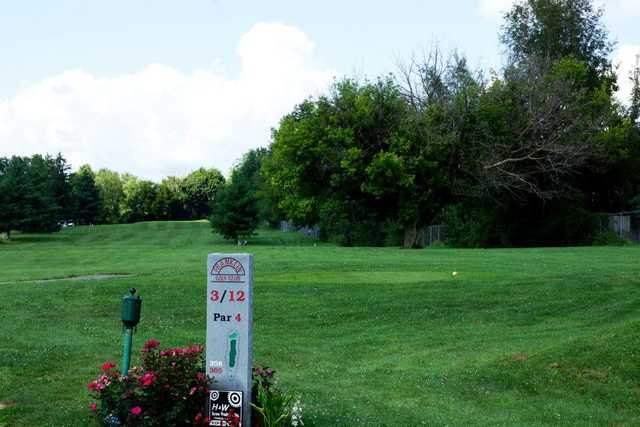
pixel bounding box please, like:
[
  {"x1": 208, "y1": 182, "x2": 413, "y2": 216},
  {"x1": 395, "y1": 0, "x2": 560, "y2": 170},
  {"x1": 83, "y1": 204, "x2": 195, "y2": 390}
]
[{"x1": 228, "y1": 331, "x2": 239, "y2": 368}]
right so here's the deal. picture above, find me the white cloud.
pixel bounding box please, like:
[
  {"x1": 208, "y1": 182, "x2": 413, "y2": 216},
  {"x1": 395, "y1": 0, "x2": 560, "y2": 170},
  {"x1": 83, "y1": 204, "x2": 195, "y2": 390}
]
[
  {"x1": 0, "y1": 23, "x2": 336, "y2": 180},
  {"x1": 614, "y1": 44, "x2": 640, "y2": 104}
]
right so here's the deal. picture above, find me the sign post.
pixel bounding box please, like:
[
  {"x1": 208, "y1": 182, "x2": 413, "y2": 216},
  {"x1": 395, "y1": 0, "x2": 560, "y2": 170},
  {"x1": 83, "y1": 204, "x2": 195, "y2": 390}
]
[{"x1": 206, "y1": 254, "x2": 253, "y2": 426}]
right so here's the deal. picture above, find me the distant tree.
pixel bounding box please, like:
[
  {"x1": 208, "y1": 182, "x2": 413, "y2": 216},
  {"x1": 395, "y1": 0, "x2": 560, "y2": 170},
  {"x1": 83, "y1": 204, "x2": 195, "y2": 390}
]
[
  {"x1": 0, "y1": 155, "x2": 62, "y2": 237},
  {"x1": 95, "y1": 169, "x2": 124, "y2": 224},
  {"x1": 48, "y1": 153, "x2": 73, "y2": 219},
  {"x1": 268, "y1": 70, "x2": 474, "y2": 247},
  {"x1": 153, "y1": 176, "x2": 187, "y2": 220},
  {"x1": 69, "y1": 164, "x2": 102, "y2": 225},
  {"x1": 181, "y1": 168, "x2": 225, "y2": 219},
  {"x1": 268, "y1": 78, "x2": 401, "y2": 245},
  {"x1": 467, "y1": 57, "x2": 614, "y2": 199},
  {"x1": 396, "y1": 51, "x2": 484, "y2": 246},
  {"x1": 231, "y1": 148, "x2": 282, "y2": 226},
  {"x1": 0, "y1": 156, "x2": 25, "y2": 239},
  {"x1": 501, "y1": 0, "x2": 614, "y2": 86},
  {"x1": 20, "y1": 154, "x2": 61, "y2": 232},
  {"x1": 630, "y1": 55, "x2": 640, "y2": 125},
  {"x1": 209, "y1": 170, "x2": 259, "y2": 243},
  {"x1": 120, "y1": 174, "x2": 158, "y2": 223}
]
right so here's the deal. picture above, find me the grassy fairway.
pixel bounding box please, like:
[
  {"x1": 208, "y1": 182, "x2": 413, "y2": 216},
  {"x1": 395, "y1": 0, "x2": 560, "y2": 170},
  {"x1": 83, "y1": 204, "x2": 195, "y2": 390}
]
[{"x1": 1, "y1": 221, "x2": 640, "y2": 426}]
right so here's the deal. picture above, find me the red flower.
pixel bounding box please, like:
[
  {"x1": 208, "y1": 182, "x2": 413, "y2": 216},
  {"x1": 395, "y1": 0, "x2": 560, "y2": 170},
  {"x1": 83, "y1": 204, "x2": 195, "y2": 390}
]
[
  {"x1": 101, "y1": 361, "x2": 116, "y2": 371},
  {"x1": 89, "y1": 402, "x2": 97, "y2": 411},
  {"x1": 131, "y1": 406, "x2": 142, "y2": 415},
  {"x1": 140, "y1": 372, "x2": 155, "y2": 387},
  {"x1": 226, "y1": 408, "x2": 240, "y2": 427},
  {"x1": 87, "y1": 381, "x2": 97, "y2": 392},
  {"x1": 142, "y1": 339, "x2": 160, "y2": 352},
  {"x1": 194, "y1": 412, "x2": 210, "y2": 426}
]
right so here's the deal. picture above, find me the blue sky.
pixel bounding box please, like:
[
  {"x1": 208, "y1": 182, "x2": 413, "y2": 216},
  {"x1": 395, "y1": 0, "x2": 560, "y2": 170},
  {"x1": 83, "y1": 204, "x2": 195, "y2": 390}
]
[{"x1": 1, "y1": 0, "x2": 639, "y2": 179}]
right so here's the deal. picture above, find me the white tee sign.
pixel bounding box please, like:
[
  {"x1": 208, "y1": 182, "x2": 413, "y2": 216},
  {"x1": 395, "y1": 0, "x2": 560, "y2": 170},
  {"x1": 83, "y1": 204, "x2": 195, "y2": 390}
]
[{"x1": 206, "y1": 253, "x2": 253, "y2": 426}]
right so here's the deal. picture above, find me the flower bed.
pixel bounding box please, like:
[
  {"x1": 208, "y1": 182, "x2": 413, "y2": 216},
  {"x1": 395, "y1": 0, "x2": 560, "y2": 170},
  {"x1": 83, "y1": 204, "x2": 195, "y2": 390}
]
[{"x1": 88, "y1": 340, "x2": 303, "y2": 427}]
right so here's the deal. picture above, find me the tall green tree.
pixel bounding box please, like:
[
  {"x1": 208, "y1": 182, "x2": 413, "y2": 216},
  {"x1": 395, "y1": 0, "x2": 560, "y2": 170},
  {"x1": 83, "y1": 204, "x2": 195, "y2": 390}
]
[
  {"x1": 209, "y1": 170, "x2": 259, "y2": 243},
  {"x1": 69, "y1": 164, "x2": 102, "y2": 225},
  {"x1": 268, "y1": 76, "x2": 457, "y2": 247},
  {"x1": 0, "y1": 156, "x2": 29, "y2": 239},
  {"x1": 153, "y1": 176, "x2": 187, "y2": 220},
  {"x1": 181, "y1": 168, "x2": 225, "y2": 219},
  {"x1": 630, "y1": 55, "x2": 640, "y2": 125},
  {"x1": 95, "y1": 169, "x2": 124, "y2": 224},
  {"x1": 120, "y1": 174, "x2": 158, "y2": 223},
  {"x1": 47, "y1": 153, "x2": 73, "y2": 219},
  {"x1": 0, "y1": 155, "x2": 63, "y2": 237},
  {"x1": 20, "y1": 154, "x2": 62, "y2": 232},
  {"x1": 501, "y1": 0, "x2": 614, "y2": 87},
  {"x1": 231, "y1": 148, "x2": 282, "y2": 226}
]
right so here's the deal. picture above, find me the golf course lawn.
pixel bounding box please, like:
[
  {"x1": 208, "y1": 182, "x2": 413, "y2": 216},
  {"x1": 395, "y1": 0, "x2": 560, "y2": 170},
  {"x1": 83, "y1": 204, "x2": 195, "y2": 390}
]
[{"x1": 1, "y1": 221, "x2": 640, "y2": 426}]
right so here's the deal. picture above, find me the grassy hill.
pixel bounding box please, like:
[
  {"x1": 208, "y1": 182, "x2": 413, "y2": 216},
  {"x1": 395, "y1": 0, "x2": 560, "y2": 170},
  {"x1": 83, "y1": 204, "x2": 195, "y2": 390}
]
[{"x1": 1, "y1": 221, "x2": 640, "y2": 426}]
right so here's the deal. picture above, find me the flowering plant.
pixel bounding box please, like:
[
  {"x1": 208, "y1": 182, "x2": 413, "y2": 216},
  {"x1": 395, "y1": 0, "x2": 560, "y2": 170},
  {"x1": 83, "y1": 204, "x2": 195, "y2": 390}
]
[
  {"x1": 251, "y1": 367, "x2": 304, "y2": 427},
  {"x1": 88, "y1": 339, "x2": 210, "y2": 426},
  {"x1": 89, "y1": 340, "x2": 304, "y2": 426}
]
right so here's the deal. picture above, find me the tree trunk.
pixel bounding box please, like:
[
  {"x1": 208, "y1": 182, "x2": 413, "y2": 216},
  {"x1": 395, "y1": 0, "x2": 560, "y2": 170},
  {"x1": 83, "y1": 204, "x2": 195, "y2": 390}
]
[{"x1": 403, "y1": 223, "x2": 424, "y2": 249}]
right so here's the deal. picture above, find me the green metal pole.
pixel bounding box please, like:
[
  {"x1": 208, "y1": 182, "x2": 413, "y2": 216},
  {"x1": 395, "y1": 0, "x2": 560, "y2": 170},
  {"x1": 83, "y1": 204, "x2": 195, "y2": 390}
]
[{"x1": 121, "y1": 327, "x2": 133, "y2": 374}]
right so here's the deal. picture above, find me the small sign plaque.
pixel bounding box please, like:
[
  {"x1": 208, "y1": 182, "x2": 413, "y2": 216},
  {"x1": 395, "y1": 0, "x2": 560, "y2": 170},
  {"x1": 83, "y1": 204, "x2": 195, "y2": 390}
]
[
  {"x1": 206, "y1": 253, "x2": 253, "y2": 426},
  {"x1": 207, "y1": 390, "x2": 243, "y2": 427}
]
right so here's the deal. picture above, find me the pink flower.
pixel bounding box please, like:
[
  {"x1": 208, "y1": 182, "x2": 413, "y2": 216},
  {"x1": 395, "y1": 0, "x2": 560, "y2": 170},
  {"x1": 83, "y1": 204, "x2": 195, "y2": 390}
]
[
  {"x1": 95, "y1": 382, "x2": 106, "y2": 391},
  {"x1": 131, "y1": 406, "x2": 142, "y2": 415},
  {"x1": 140, "y1": 372, "x2": 155, "y2": 387},
  {"x1": 189, "y1": 386, "x2": 197, "y2": 395},
  {"x1": 101, "y1": 361, "x2": 116, "y2": 371},
  {"x1": 142, "y1": 339, "x2": 160, "y2": 352},
  {"x1": 89, "y1": 402, "x2": 97, "y2": 411}
]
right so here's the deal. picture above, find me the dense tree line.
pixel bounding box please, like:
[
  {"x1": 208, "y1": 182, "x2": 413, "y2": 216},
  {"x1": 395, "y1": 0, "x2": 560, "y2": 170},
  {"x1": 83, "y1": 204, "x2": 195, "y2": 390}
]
[
  {"x1": 3, "y1": 0, "x2": 639, "y2": 248},
  {"x1": 260, "y1": 0, "x2": 640, "y2": 247},
  {"x1": 0, "y1": 154, "x2": 225, "y2": 238}
]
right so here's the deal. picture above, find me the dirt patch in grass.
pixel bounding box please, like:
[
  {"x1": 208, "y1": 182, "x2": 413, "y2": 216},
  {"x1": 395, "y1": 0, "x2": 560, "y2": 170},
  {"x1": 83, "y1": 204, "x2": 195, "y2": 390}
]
[
  {"x1": 506, "y1": 353, "x2": 529, "y2": 363},
  {"x1": 0, "y1": 273, "x2": 133, "y2": 284}
]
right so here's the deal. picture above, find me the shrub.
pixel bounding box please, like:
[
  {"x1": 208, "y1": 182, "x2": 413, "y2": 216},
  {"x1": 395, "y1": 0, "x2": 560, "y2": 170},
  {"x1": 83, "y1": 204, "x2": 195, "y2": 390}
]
[
  {"x1": 592, "y1": 230, "x2": 629, "y2": 246},
  {"x1": 88, "y1": 341, "x2": 304, "y2": 426},
  {"x1": 252, "y1": 367, "x2": 303, "y2": 427},
  {"x1": 88, "y1": 340, "x2": 209, "y2": 426},
  {"x1": 440, "y1": 204, "x2": 491, "y2": 248}
]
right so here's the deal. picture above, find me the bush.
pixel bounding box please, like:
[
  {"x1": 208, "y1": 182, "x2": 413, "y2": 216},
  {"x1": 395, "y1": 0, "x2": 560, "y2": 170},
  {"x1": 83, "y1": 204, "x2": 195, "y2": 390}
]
[
  {"x1": 591, "y1": 230, "x2": 629, "y2": 246},
  {"x1": 88, "y1": 340, "x2": 303, "y2": 427},
  {"x1": 440, "y1": 204, "x2": 491, "y2": 248},
  {"x1": 252, "y1": 367, "x2": 303, "y2": 427},
  {"x1": 88, "y1": 340, "x2": 209, "y2": 426}
]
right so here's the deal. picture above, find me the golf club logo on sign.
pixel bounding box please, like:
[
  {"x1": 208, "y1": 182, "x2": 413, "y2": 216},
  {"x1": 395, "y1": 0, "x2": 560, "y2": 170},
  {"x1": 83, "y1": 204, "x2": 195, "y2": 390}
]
[{"x1": 210, "y1": 257, "x2": 246, "y2": 283}]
